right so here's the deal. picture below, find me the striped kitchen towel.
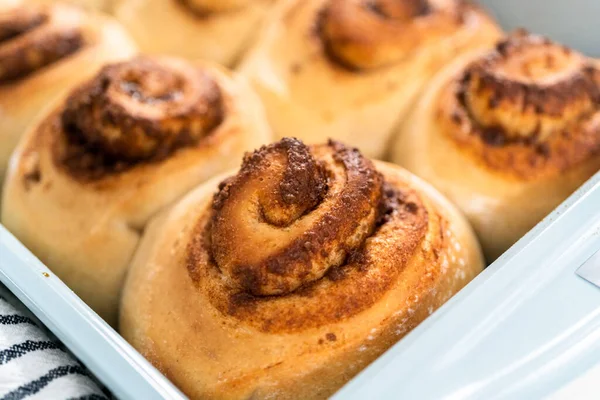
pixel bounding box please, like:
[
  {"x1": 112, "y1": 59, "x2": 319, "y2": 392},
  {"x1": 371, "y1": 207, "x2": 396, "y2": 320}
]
[{"x1": 0, "y1": 285, "x2": 109, "y2": 400}]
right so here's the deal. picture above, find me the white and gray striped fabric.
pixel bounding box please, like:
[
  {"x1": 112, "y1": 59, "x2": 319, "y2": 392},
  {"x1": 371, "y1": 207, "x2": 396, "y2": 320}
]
[{"x1": 0, "y1": 286, "x2": 109, "y2": 400}]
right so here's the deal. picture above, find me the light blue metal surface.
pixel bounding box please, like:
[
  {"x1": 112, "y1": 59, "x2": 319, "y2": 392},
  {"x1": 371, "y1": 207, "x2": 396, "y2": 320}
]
[
  {"x1": 335, "y1": 172, "x2": 600, "y2": 400},
  {"x1": 479, "y1": 0, "x2": 600, "y2": 56},
  {"x1": 0, "y1": 226, "x2": 186, "y2": 400},
  {"x1": 577, "y1": 250, "x2": 600, "y2": 289}
]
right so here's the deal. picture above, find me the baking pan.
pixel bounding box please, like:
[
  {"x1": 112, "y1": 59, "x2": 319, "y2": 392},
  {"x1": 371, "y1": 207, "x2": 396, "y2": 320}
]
[{"x1": 1, "y1": 0, "x2": 599, "y2": 398}]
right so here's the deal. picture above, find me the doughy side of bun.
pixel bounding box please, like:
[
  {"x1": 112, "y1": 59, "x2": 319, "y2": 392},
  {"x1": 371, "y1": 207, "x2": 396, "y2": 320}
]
[{"x1": 112, "y1": 0, "x2": 276, "y2": 66}]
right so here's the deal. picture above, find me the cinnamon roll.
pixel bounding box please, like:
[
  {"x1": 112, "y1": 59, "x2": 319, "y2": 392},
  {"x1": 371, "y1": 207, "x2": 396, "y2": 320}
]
[
  {"x1": 0, "y1": 0, "x2": 136, "y2": 194},
  {"x1": 239, "y1": 0, "x2": 502, "y2": 159},
  {"x1": 1, "y1": 56, "x2": 272, "y2": 326},
  {"x1": 120, "y1": 138, "x2": 483, "y2": 399},
  {"x1": 391, "y1": 31, "x2": 600, "y2": 261},
  {"x1": 112, "y1": 0, "x2": 276, "y2": 66}
]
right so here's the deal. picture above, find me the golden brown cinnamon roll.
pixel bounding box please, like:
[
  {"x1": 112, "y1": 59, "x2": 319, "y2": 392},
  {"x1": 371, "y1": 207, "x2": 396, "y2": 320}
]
[
  {"x1": 239, "y1": 0, "x2": 502, "y2": 159},
  {"x1": 0, "y1": 0, "x2": 136, "y2": 195},
  {"x1": 391, "y1": 31, "x2": 600, "y2": 261},
  {"x1": 120, "y1": 138, "x2": 483, "y2": 399},
  {"x1": 112, "y1": 0, "x2": 276, "y2": 66},
  {"x1": 1, "y1": 56, "x2": 272, "y2": 326}
]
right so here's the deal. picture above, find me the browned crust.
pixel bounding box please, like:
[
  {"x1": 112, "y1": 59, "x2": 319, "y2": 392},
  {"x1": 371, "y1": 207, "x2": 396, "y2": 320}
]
[
  {"x1": 174, "y1": 0, "x2": 218, "y2": 18},
  {"x1": 0, "y1": 6, "x2": 87, "y2": 84},
  {"x1": 0, "y1": 8, "x2": 46, "y2": 42},
  {"x1": 52, "y1": 56, "x2": 224, "y2": 181},
  {"x1": 316, "y1": 0, "x2": 472, "y2": 71},
  {"x1": 186, "y1": 139, "x2": 447, "y2": 333},
  {"x1": 213, "y1": 138, "x2": 327, "y2": 222},
  {"x1": 173, "y1": 0, "x2": 256, "y2": 18},
  {"x1": 439, "y1": 32, "x2": 600, "y2": 180},
  {"x1": 209, "y1": 139, "x2": 383, "y2": 295}
]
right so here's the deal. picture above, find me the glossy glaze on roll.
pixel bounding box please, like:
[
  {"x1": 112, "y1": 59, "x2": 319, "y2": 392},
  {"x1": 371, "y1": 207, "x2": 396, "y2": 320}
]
[
  {"x1": 120, "y1": 138, "x2": 483, "y2": 399},
  {"x1": 391, "y1": 31, "x2": 600, "y2": 260},
  {"x1": 240, "y1": 0, "x2": 502, "y2": 159},
  {"x1": 112, "y1": 0, "x2": 276, "y2": 66},
  {"x1": 1, "y1": 56, "x2": 272, "y2": 325},
  {"x1": 0, "y1": 0, "x2": 136, "y2": 195}
]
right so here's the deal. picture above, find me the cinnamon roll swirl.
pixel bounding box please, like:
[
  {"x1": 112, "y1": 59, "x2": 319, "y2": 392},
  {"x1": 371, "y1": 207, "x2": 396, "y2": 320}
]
[
  {"x1": 239, "y1": 0, "x2": 501, "y2": 159},
  {"x1": 112, "y1": 0, "x2": 276, "y2": 66},
  {"x1": 1, "y1": 56, "x2": 272, "y2": 326},
  {"x1": 0, "y1": 0, "x2": 136, "y2": 196},
  {"x1": 120, "y1": 138, "x2": 483, "y2": 399},
  {"x1": 391, "y1": 31, "x2": 600, "y2": 261}
]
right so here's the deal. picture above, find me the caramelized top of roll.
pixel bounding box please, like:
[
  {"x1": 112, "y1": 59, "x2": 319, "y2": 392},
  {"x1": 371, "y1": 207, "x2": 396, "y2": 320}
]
[
  {"x1": 443, "y1": 31, "x2": 600, "y2": 179},
  {"x1": 320, "y1": 0, "x2": 468, "y2": 70},
  {"x1": 178, "y1": 0, "x2": 254, "y2": 15},
  {"x1": 211, "y1": 138, "x2": 381, "y2": 295},
  {"x1": 58, "y1": 56, "x2": 224, "y2": 179},
  {"x1": 0, "y1": 4, "x2": 88, "y2": 83},
  {"x1": 186, "y1": 138, "x2": 450, "y2": 332}
]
